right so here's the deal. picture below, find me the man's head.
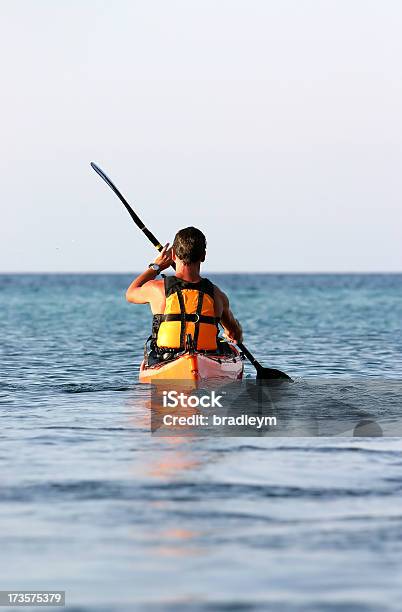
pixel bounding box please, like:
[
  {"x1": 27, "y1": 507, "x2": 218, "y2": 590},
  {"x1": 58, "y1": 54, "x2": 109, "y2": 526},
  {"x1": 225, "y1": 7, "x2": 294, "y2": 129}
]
[{"x1": 172, "y1": 227, "x2": 206, "y2": 265}]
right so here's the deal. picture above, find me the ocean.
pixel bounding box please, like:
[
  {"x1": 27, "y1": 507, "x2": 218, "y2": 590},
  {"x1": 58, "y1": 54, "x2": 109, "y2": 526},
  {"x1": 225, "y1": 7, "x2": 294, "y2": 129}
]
[{"x1": 1, "y1": 273, "x2": 402, "y2": 611}]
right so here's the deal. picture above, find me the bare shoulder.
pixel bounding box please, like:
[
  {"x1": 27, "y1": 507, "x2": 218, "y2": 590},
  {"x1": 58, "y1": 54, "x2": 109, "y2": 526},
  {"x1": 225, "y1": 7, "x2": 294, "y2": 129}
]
[
  {"x1": 135, "y1": 279, "x2": 165, "y2": 302},
  {"x1": 145, "y1": 278, "x2": 166, "y2": 313},
  {"x1": 145, "y1": 278, "x2": 165, "y2": 292},
  {"x1": 142, "y1": 280, "x2": 165, "y2": 294}
]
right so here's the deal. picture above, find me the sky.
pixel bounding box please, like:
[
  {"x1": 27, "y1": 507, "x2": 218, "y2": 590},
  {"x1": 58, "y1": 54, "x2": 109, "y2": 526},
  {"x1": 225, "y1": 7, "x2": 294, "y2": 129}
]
[{"x1": 1, "y1": 0, "x2": 401, "y2": 272}]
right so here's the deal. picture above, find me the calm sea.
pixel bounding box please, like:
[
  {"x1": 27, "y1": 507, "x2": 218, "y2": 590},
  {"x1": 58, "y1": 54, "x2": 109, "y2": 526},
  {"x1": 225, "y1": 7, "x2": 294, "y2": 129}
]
[{"x1": 1, "y1": 273, "x2": 402, "y2": 611}]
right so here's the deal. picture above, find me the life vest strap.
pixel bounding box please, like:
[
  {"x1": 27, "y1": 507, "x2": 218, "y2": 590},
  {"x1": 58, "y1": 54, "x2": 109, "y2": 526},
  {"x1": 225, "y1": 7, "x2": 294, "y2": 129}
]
[
  {"x1": 160, "y1": 313, "x2": 220, "y2": 325},
  {"x1": 176, "y1": 287, "x2": 187, "y2": 349},
  {"x1": 193, "y1": 289, "x2": 204, "y2": 349}
]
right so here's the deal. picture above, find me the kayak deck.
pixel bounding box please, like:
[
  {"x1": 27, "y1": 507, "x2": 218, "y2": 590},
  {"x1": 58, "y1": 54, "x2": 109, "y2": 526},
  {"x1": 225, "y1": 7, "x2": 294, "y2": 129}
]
[{"x1": 139, "y1": 347, "x2": 244, "y2": 384}]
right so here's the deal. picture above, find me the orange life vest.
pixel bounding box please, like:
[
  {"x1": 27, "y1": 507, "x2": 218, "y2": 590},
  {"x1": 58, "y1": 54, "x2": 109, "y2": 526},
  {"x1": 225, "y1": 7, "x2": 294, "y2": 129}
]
[{"x1": 156, "y1": 276, "x2": 219, "y2": 351}]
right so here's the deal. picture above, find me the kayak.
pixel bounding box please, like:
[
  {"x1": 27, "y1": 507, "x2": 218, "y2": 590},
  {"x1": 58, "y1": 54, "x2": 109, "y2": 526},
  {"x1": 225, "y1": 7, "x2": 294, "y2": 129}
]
[{"x1": 139, "y1": 346, "x2": 244, "y2": 385}]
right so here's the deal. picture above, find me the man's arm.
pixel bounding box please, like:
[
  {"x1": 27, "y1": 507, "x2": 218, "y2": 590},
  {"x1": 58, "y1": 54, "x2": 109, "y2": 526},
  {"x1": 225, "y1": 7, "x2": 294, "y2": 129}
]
[
  {"x1": 126, "y1": 243, "x2": 172, "y2": 304},
  {"x1": 219, "y1": 290, "x2": 243, "y2": 343},
  {"x1": 125, "y1": 270, "x2": 159, "y2": 304}
]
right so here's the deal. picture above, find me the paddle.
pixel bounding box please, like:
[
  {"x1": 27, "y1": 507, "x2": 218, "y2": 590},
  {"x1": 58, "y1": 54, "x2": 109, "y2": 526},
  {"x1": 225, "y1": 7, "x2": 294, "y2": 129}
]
[
  {"x1": 90, "y1": 162, "x2": 164, "y2": 253},
  {"x1": 238, "y1": 342, "x2": 292, "y2": 381},
  {"x1": 90, "y1": 162, "x2": 292, "y2": 382}
]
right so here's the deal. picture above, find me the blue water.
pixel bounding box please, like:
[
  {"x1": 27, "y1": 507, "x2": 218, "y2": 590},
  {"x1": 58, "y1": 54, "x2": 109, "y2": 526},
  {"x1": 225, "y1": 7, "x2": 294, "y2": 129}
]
[{"x1": 1, "y1": 274, "x2": 402, "y2": 610}]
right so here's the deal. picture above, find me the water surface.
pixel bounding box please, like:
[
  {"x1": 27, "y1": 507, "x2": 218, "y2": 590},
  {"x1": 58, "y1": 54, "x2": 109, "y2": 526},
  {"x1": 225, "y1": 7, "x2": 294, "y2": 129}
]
[{"x1": 1, "y1": 274, "x2": 402, "y2": 610}]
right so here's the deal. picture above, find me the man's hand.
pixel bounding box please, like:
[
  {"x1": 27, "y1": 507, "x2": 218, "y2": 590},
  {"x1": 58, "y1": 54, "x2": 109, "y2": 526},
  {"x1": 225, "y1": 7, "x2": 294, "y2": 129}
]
[
  {"x1": 223, "y1": 319, "x2": 243, "y2": 344},
  {"x1": 153, "y1": 243, "x2": 173, "y2": 271}
]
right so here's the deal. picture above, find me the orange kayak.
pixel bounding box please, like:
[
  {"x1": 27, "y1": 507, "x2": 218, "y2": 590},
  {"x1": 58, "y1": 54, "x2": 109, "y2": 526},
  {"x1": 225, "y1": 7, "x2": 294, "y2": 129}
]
[{"x1": 139, "y1": 346, "x2": 244, "y2": 385}]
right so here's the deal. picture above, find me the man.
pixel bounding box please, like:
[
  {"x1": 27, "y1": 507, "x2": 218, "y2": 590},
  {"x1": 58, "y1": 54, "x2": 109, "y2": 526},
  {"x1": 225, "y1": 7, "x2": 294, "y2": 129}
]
[{"x1": 126, "y1": 227, "x2": 242, "y2": 357}]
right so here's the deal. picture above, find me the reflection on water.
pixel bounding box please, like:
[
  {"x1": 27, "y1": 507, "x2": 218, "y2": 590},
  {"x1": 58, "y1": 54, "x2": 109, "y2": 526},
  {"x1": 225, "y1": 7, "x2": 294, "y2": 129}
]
[{"x1": 126, "y1": 392, "x2": 205, "y2": 561}]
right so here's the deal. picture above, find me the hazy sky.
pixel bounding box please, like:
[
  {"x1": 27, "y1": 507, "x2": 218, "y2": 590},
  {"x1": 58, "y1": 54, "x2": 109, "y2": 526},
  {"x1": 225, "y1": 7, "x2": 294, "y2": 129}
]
[{"x1": 1, "y1": 0, "x2": 401, "y2": 272}]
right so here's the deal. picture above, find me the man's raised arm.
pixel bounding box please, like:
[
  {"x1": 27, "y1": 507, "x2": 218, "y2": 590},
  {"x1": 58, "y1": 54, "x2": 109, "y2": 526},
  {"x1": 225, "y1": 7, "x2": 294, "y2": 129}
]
[{"x1": 126, "y1": 243, "x2": 172, "y2": 303}]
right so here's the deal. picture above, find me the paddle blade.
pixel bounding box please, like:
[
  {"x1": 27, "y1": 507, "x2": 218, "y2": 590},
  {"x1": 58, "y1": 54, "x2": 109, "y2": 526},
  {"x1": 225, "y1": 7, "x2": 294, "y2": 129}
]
[
  {"x1": 91, "y1": 162, "x2": 125, "y2": 201},
  {"x1": 256, "y1": 367, "x2": 293, "y2": 382},
  {"x1": 237, "y1": 342, "x2": 293, "y2": 382}
]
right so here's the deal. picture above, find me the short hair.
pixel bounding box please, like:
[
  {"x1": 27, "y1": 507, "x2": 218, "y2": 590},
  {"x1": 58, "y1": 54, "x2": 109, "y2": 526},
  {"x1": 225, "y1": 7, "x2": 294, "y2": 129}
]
[{"x1": 173, "y1": 227, "x2": 206, "y2": 264}]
